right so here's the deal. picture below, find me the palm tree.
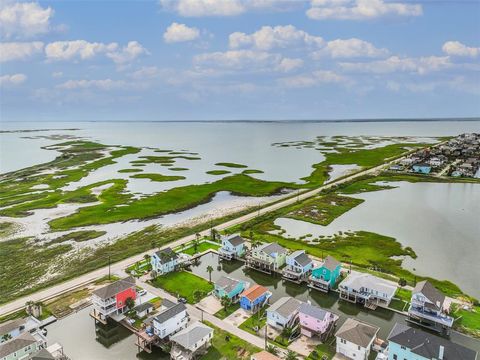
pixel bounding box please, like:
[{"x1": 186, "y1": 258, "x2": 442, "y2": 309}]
[
  {"x1": 281, "y1": 326, "x2": 294, "y2": 342},
  {"x1": 211, "y1": 228, "x2": 219, "y2": 243},
  {"x1": 266, "y1": 345, "x2": 278, "y2": 355},
  {"x1": 143, "y1": 254, "x2": 150, "y2": 262},
  {"x1": 220, "y1": 295, "x2": 232, "y2": 312},
  {"x1": 206, "y1": 265, "x2": 214, "y2": 283},
  {"x1": 125, "y1": 297, "x2": 135, "y2": 310},
  {"x1": 285, "y1": 351, "x2": 298, "y2": 360}
]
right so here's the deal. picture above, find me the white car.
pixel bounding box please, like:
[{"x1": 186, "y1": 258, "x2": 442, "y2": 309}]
[{"x1": 137, "y1": 289, "x2": 147, "y2": 296}]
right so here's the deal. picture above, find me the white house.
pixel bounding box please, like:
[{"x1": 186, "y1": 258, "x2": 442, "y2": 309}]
[
  {"x1": 282, "y1": 250, "x2": 313, "y2": 281},
  {"x1": 335, "y1": 318, "x2": 379, "y2": 360},
  {"x1": 219, "y1": 234, "x2": 246, "y2": 260},
  {"x1": 152, "y1": 302, "x2": 189, "y2": 340},
  {"x1": 266, "y1": 297, "x2": 302, "y2": 330},
  {"x1": 151, "y1": 247, "x2": 179, "y2": 275},
  {"x1": 339, "y1": 273, "x2": 397, "y2": 308},
  {"x1": 170, "y1": 321, "x2": 213, "y2": 360}
]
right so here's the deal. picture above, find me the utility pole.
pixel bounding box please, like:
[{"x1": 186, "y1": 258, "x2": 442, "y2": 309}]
[
  {"x1": 264, "y1": 322, "x2": 268, "y2": 349},
  {"x1": 108, "y1": 255, "x2": 111, "y2": 280}
]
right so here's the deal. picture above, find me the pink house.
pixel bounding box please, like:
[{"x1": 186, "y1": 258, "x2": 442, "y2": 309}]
[{"x1": 298, "y1": 303, "x2": 339, "y2": 339}]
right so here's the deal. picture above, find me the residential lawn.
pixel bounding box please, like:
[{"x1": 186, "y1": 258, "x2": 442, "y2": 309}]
[
  {"x1": 44, "y1": 288, "x2": 90, "y2": 318},
  {"x1": 306, "y1": 340, "x2": 336, "y2": 360},
  {"x1": 389, "y1": 299, "x2": 409, "y2": 312},
  {"x1": 239, "y1": 310, "x2": 267, "y2": 335},
  {"x1": 285, "y1": 194, "x2": 364, "y2": 226},
  {"x1": 180, "y1": 241, "x2": 220, "y2": 256},
  {"x1": 206, "y1": 170, "x2": 231, "y2": 175},
  {"x1": 273, "y1": 335, "x2": 289, "y2": 348},
  {"x1": 201, "y1": 321, "x2": 261, "y2": 360},
  {"x1": 126, "y1": 258, "x2": 152, "y2": 276},
  {"x1": 215, "y1": 162, "x2": 248, "y2": 168},
  {"x1": 395, "y1": 288, "x2": 412, "y2": 302},
  {"x1": 130, "y1": 173, "x2": 186, "y2": 182},
  {"x1": 214, "y1": 303, "x2": 240, "y2": 319},
  {"x1": 452, "y1": 304, "x2": 480, "y2": 338},
  {"x1": 150, "y1": 271, "x2": 213, "y2": 304}
]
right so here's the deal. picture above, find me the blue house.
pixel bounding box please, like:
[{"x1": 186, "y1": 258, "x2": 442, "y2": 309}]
[
  {"x1": 240, "y1": 284, "x2": 271, "y2": 313},
  {"x1": 387, "y1": 323, "x2": 477, "y2": 360},
  {"x1": 218, "y1": 234, "x2": 246, "y2": 260},
  {"x1": 151, "y1": 247, "x2": 178, "y2": 275},
  {"x1": 214, "y1": 276, "x2": 248, "y2": 303},
  {"x1": 282, "y1": 250, "x2": 313, "y2": 282},
  {"x1": 310, "y1": 256, "x2": 341, "y2": 292},
  {"x1": 412, "y1": 163, "x2": 431, "y2": 174}
]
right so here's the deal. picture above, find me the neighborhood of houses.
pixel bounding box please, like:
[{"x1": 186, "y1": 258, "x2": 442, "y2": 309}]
[
  {"x1": 1, "y1": 232, "x2": 478, "y2": 360},
  {"x1": 389, "y1": 133, "x2": 480, "y2": 178}
]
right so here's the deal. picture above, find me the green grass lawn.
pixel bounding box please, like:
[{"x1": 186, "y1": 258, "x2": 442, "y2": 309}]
[
  {"x1": 150, "y1": 271, "x2": 213, "y2": 303},
  {"x1": 453, "y1": 304, "x2": 480, "y2": 338},
  {"x1": 238, "y1": 309, "x2": 267, "y2": 335},
  {"x1": 201, "y1": 321, "x2": 261, "y2": 360},
  {"x1": 179, "y1": 241, "x2": 220, "y2": 256},
  {"x1": 214, "y1": 303, "x2": 240, "y2": 319},
  {"x1": 306, "y1": 341, "x2": 336, "y2": 360}
]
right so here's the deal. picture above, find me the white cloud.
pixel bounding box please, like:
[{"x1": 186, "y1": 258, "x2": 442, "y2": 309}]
[
  {"x1": 275, "y1": 58, "x2": 303, "y2": 72},
  {"x1": 56, "y1": 79, "x2": 126, "y2": 91},
  {"x1": 52, "y1": 71, "x2": 63, "y2": 78},
  {"x1": 129, "y1": 66, "x2": 160, "y2": 80},
  {"x1": 163, "y1": 22, "x2": 200, "y2": 43},
  {"x1": 45, "y1": 40, "x2": 147, "y2": 64},
  {"x1": 340, "y1": 55, "x2": 452, "y2": 74},
  {"x1": 442, "y1": 41, "x2": 480, "y2": 58},
  {"x1": 279, "y1": 70, "x2": 350, "y2": 88},
  {"x1": 307, "y1": 0, "x2": 422, "y2": 20},
  {"x1": 229, "y1": 25, "x2": 323, "y2": 50},
  {"x1": 159, "y1": 0, "x2": 245, "y2": 17},
  {"x1": 106, "y1": 41, "x2": 148, "y2": 64},
  {"x1": 0, "y1": 41, "x2": 44, "y2": 62},
  {"x1": 194, "y1": 49, "x2": 282, "y2": 70},
  {"x1": 314, "y1": 38, "x2": 389, "y2": 58},
  {"x1": 0, "y1": 73, "x2": 27, "y2": 86},
  {"x1": 0, "y1": 1, "x2": 53, "y2": 38}
]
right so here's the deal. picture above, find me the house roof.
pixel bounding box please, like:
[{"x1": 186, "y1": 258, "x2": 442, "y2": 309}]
[
  {"x1": 161, "y1": 298, "x2": 176, "y2": 309},
  {"x1": 267, "y1": 297, "x2": 302, "y2": 318},
  {"x1": 92, "y1": 276, "x2": 135, "y2": 300},
  {"x1": 241, "y1": 284, "x2": 269, "y2": 302},
  {"x1": 216, "y1": 275, "x2": 241, "y2": 293},
  {"x1": 322, "y1": 256, "x2": 340, "y2": 271},
  {"x1": 30, "y1": 348, "x2": 55, "y2": 360},
  {"x1": 0, "y1": 318, "x2": 26, "y2": 336},
  {"x1": 170, "y1": 321, "x2": 213, "y2": 351},
  {"x1": 413, "y1": 280, "x2": 445, "y2": 310},
  {"x1": 154, "y1": 247, "x2": 178, "y2": 264},
  {"x1": 252, "y1": 350, "x2": 282, "y2": 360},
  {"x1": 133, "y1": 302, "x2": 154, "y2": 313},
  {"x1": 335, "y1": 318, "x2": 379, "y2": 348},
  {"x1": 224, "y1": 234, "x2": 246, "y2": 247},
  {"x1": 154, "y1": 302, "x2": 186, "y2": 324},
  {"x1": 387, "y1": 323, "x2": 477, "y2": 360},
  {"x1": 0, "y1": 332, "x2": 37, "y2": 358},
  {"x1": 339, "y1": 273, "x2": 397, "y2": 298},
  {"x1": 258, "y1": 242, "x2": 287, "y2": 256},
  {"x1": 290, "y1": 250, "x2": 312, "y2": 267},
  {"x1": 299, "y1": 303, "x2": 329, "y2": 321}
]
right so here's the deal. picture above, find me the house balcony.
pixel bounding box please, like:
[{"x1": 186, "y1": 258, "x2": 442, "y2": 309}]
[
  {"x1": 408, "y1": 306, "x2": 454, "y2": 328},
  {"x1": 218, "y1": 247, "x2": 235, "y2": 260},
  {"x1": 309, "y1": 276, "x2": 330, "y2": 292},
  {"x1": 245, "y1": 256, "x2": 275, "y2": 273}
]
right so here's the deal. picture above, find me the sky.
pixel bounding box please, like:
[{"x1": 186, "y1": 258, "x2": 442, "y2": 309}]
[{"x1": 0, "y1": 0, "x2": 479, "y2": 121}]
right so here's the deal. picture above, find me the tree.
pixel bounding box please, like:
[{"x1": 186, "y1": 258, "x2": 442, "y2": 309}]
[
  {"x1": 144, "y1": 254, "x2": 150, "y2": 262},
  {"x1": 285, "y1": 350, "x2": 298, "y2": 360},
  {"x1": 220, "y1": 295, "x2": 232, "y2": 312},
  {"x1": 193, "y1": 290, "x2": 203, "y2": 304},
  {"x1": 125, "y1": 297, "x2": 135, "y2": 310},
  {"x1": 398, "y1": 278, "x2": 407, "y2": 287},
  {"x1": 206, "y1": 265, "x2": 214, "y2": 283},
  {"x1": 1, "y1": 334, "x2": 12, "y2": 341},
  {"x1": 211, "y1": 228, "x2": 219, "y2": 243},
  {"x1": 281, "y1": 326, "x2": 294, "y2": 342},
  {"x1": 266, "y1": 345, "x2": 278, "y2": 355}
]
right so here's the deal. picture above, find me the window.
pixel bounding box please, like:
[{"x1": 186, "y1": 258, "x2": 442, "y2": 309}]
[
  {"x1": 401, "y1": 346, "x2": 406, "y2": 350},
  {"x1": 358, "y1": 346, "x2": 361, "y2": 350},
  {"x1": 393, "y1": 355, "x2": 397, "y2": 360}
]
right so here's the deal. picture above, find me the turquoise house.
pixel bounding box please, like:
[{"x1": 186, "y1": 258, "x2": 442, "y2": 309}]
[
  {"x1": 214, "y1": 276, "x2": 248, "y2": 303},
  {"x1": 310, "y1": 256, "x2": 341, "y2": 292},
  {"x1": 412, "y1": 164, "x2": 431, "y2": 174}
]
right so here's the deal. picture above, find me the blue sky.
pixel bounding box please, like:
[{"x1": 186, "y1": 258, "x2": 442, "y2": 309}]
[{"x1": 1, "y1": 0, "x2": 479, "y2": 121}]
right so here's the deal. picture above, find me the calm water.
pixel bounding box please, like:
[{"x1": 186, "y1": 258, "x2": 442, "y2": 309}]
[{"x1": 275, "y1": 182, "x2": 480, "y2": 298}]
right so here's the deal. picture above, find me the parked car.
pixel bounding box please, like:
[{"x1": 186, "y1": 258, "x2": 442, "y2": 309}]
[{"x1": 137, "y1": 289, "x2": 147, "y2": 296}]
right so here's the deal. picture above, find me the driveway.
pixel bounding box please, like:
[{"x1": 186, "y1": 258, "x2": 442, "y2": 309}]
[
  {"x1": 224, "y1": 307, "x2": 250, "y2": 327},
  {"x1": 197, "y1": 295, "x2": 222, "y2": 314},
  {"x1": 288, "y1": 335, "x2": 321, "y2": 357}
]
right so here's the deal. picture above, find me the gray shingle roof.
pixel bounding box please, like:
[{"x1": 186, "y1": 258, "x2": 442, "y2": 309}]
[
  {"x1": 225, "y1": 234, "x2": 246, "y2": 247},
  {"x1": 133, "y1": 302, "x2": 153, "y2": 313},
  {"x1": 268, "y1": 297, "x2": 302, "y2": 318},
  {"x1": 322, "y1": 256, "x2": 340, "y2": 271},
  {"x1": 30, "y1": 348, "x2": 55, "y2": 360},
  {"x1": 92, "y1": 276, "x2": 135, "y2": 300},
  {"x1": 154, "y1": 302, "x2": 186, "y2": 324},
  {"x1": 388, "y1": 323, "x2": 477, "y2": 360},
  {"x1": 259, "y1": 242, "x2": 287, "y2": 257},
  {"x1": 0, "y1": 318, "x2": 26, "y2": 336},
  {"x1": 161, "y1": 298, "x2": 176, "y2": 309},
  {"x1": 170, "y1": 322, "x2": 213, "y2": 351},
  {"x1": 292, "y1": 251, "x2": 312, "y2": 267},
  {"x1": 216, "y1": 276, "x2": 241, "y2": 293},
  {"x1": 299, "y1": 303, "x2": 328, "y2": 321},
  {"x1": 154, "y1": 247, "x2": 178, "y2": 264},
  {"x1": 0, "y1": 332, "x2": 37, "y2": 358},
  {"x1": 413, "y1": 280, "x2": 445, "y2": 310},
  {"x1": 335, "y1": 318, "x2": 379, "y2": 348}
]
